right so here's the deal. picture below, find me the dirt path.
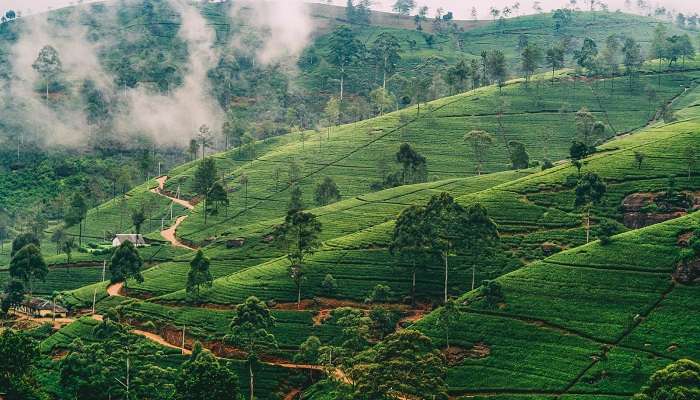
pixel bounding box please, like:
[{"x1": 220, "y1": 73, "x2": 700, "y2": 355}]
[
  {"x1": 106, "y1": 282, "x2": 124, "y2": 297},
  {"x1": 9, "y1": 313, "x2": 75, "y2": 330},
  {"x1": 160, "y1": 215, "x2": 195, "y2": 250},
  {"x1": 150, "y1": 176, "x2": 195, "y2": 249},
  {"x1": 152, "y1": 176, "x2": 194, "y2": 210},
  {"x1": 283, "y1": 389, "x2": 301, "y2": 400},
  {"x1": 133, "y1": 329, "x2": 192, "y2": 354}
]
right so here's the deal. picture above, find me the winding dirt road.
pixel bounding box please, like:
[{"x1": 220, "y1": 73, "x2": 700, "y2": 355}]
[
  {"x1": 150, "y1": 176, "x2": 195, "y2": 250},
  {"x1": 152, "y1": 176, "x2": 194, "y2": 210},
  {"x1": 161, "y1": 215, "x2": 195, "y2": 250}
]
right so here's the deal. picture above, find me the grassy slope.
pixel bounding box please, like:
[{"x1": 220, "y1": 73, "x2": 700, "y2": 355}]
[
  {"x1": 169, "y1": 68, "x2": 697, "y2": 246},
  {"x1": 300, "y1": 100, "x2": 700, "y2": 395},
  {"x1": 116, "y1": 65, "x2": 700, "y2": 304},
  {"x1": 413, "y1": 211, "x2": 699, "y2": 397},
  {"x1": 54, "y1": 73, "x2": 700, "y2": 382}
]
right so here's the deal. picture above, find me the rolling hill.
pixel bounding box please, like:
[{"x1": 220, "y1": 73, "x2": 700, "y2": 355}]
[{"x1": 2, "y1": 2, "x2": 700, "y2": 399}]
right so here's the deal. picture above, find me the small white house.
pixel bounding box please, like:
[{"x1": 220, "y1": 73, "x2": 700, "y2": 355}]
[{"x1": 112, "y1": 234, "x2": 146, "y2": 247}]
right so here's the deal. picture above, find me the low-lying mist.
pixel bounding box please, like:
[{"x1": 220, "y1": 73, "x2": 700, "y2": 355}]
[{"x1": 0, "y1": 0, "x2": 315, "y2": 150}]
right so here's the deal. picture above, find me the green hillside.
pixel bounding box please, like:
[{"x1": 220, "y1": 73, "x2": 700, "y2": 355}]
[
  {"x1": 107, "y1": 65, "x2": 700, "y2": 304},
  {"x1": 0, "y1": 1, "x2": 694, "y2": 228},
  {"x1": 3, "y1": 2, "x2": 700, "y2": 399}
]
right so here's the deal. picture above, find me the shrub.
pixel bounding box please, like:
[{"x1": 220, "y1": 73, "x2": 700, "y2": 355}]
[
  {"x1": 596, "y1": 219, "x2": 624, "y2": 245},
  {"x1": 564, "y1": 174, "x2": 579, "y2": 188},
  {"x1": 320, "y1": 274, "x2": 337, "y2": 296},
  {"x1": 541, "y1": 159, "x2": 554, "y2": 170},
  {"x1": 365, "y1": 284, "x2": 392, "y2": 304},
  {"x1": 480, "y1": 280, "x2": 504, "y2": 307}
]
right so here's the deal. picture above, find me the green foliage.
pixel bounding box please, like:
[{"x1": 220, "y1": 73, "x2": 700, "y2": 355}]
[
  {"x1": 1, "y1": 279, "x2": 25, "y2": 313},
  {"x1": 320, "y1": 274, "x2": 337, "y2": 296},
  {"x1": 288, "y1": 184, "x2": 304, "y2": 212},
  {"x1": 228, "y1": 296, "x2": 277, "y2": 355},
  {"x1": 109, "y1": 240, "x2": 143, "y2": 293},
  {"x1": 228, "y1": 296, "x2": 277, "y2": 400},
  {"x1": 351, "y1": 329, "x2": 448, "y2": 400},
  {"x1": 633, "y1": 359, "x2": 700, "y2": 400},
  {"x1": 333, "y1": 307, "x2": 372, "y2": 353},
  {"x1": 175, "y1": 347, "x2": 241, "y2": 400},
  {"x1": 59, "y1": 322, "x2": 177, "y2": 400},
  {"x1": 369, "y1": 307, "x2": 401, "y2": 339},
  {"x1": 11, "y1": 232, "x2": 40, "y2": 257},
  {"x1": 0, "y1": 330, "x2": 45, "y2": 400},
  {"x1": 574, "y1": 38, "x2": 599, "y2": 73},
  {"x1": 596, "y1": 219, "x2": 624, "y2": 245},
  {"x1": 207, "y1": 182, "x2": 229, "y2": 214},
  {"x1": 9, "y1": 243, "x2": 47, "y2": 294},
  {"x1": 509, "y1": 140, "x2": 530, "y2": 170},
  {"x1": 465, "y1": 130, "x2": 495, "y2": 175},
  {"x1": 314, "y1": 177, "x2": 341, "y2": 206},
  {"x1": 131, "y1": 207, "x2": 146, "y2": 234},
  {"x1": 479, "y1": 279, "x2": 505, "y2": 307},
  {"x1": 294, "y1": 336, "x2": 322, "y2": 364},
  {"x1": 436, "y1": 299, "x2": 460, "y2": 348},
  {"x1": 273, "y1": 209, "x2": 322, "y2": 307},
  {"x1": 395, "y1": 143, "x2": 427, "y2": 185},
  {"x1": 186, "y1": 250, "x2": 213, "y2": 302},
  {"x1": 365, "y1": 284, "x2": 393, "y2": 304},
  {"x1": 575, "y1": 172, "x2": 607, "y2": 208}
]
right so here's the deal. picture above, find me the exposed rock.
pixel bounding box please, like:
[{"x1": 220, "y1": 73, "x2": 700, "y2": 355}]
[
  {"x1": 623, "y1": 211, "x2": 687, "y2": 229},
  {"x1": 443, "y1": 343, "x2": 491, "y2": 365},
  {"x1": 673, "y1": 259, "x2": 700, "y2": 284},
  {"x1": 621, "y1": 192, "x2": 656, "y2": 212},
  {"x1": 621, "y1": 192, "x2": 690, "y2": 228},
  {"x1": 677, "y1": 231, "x2": 694, "y2": 247}
]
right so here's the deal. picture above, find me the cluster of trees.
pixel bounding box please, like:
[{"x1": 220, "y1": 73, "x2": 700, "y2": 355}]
[
  {"x1": 0, "y1": 329, "x2": 47, "y2": 399},
  {"x1": 273, "y1": 185, "x2": 322, "y2": 309},
  {"x1": 295, "y1": 311, "x2": 449, "y2": 399},
  {"x1": 633, "y1": 359, "x2": 700, "y2": 400},
  {"x1": 373, "y1": 143, "x2": 427, "y2": 190},
  {"x1": 651, "y1": 24, "x2": 696, "y2": 71},
  {"x1": 391, "y1": 192, "x2": 499, "y2": 304},
  {"x1": 1, "y1": 233, "x2": 48, "y2": 315}
]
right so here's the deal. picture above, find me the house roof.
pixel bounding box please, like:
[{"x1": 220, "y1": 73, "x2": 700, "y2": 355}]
[
  {"x1": 113, "y1": 234, "x2": 146, "y2": 245},
  {"x1": 21, "y1": 297, "x2": 68, "y2": 313}
]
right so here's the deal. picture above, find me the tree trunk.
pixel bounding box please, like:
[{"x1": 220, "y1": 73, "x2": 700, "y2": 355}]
[
  {"x1": 249, "y1": 362, "x2": 255, "y2": 400},
  {"x1": 383, "y1": 66, "x2": 387, "y2": 91},
  {"x1": 411, "y1": 264, "x2": 416, "y2": 307},
  {"x1": 340, "y1": 71, "x2": 345, "y2": 102},
  {"x1": 586, "y1": 207, "x2": 591, "y2": 243},
  {"x1": 297, "y1": 281, "x2": 302, "y2": 310},
  {"x1": 471, "y1": 265, "x2": 476, "y2": 290},
  {"x1": 79, "y1": 220, "x2": 83, "y2": 247},
  {"x1": 443, "y1": 252, "x2": 449, "y2": 303}
]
